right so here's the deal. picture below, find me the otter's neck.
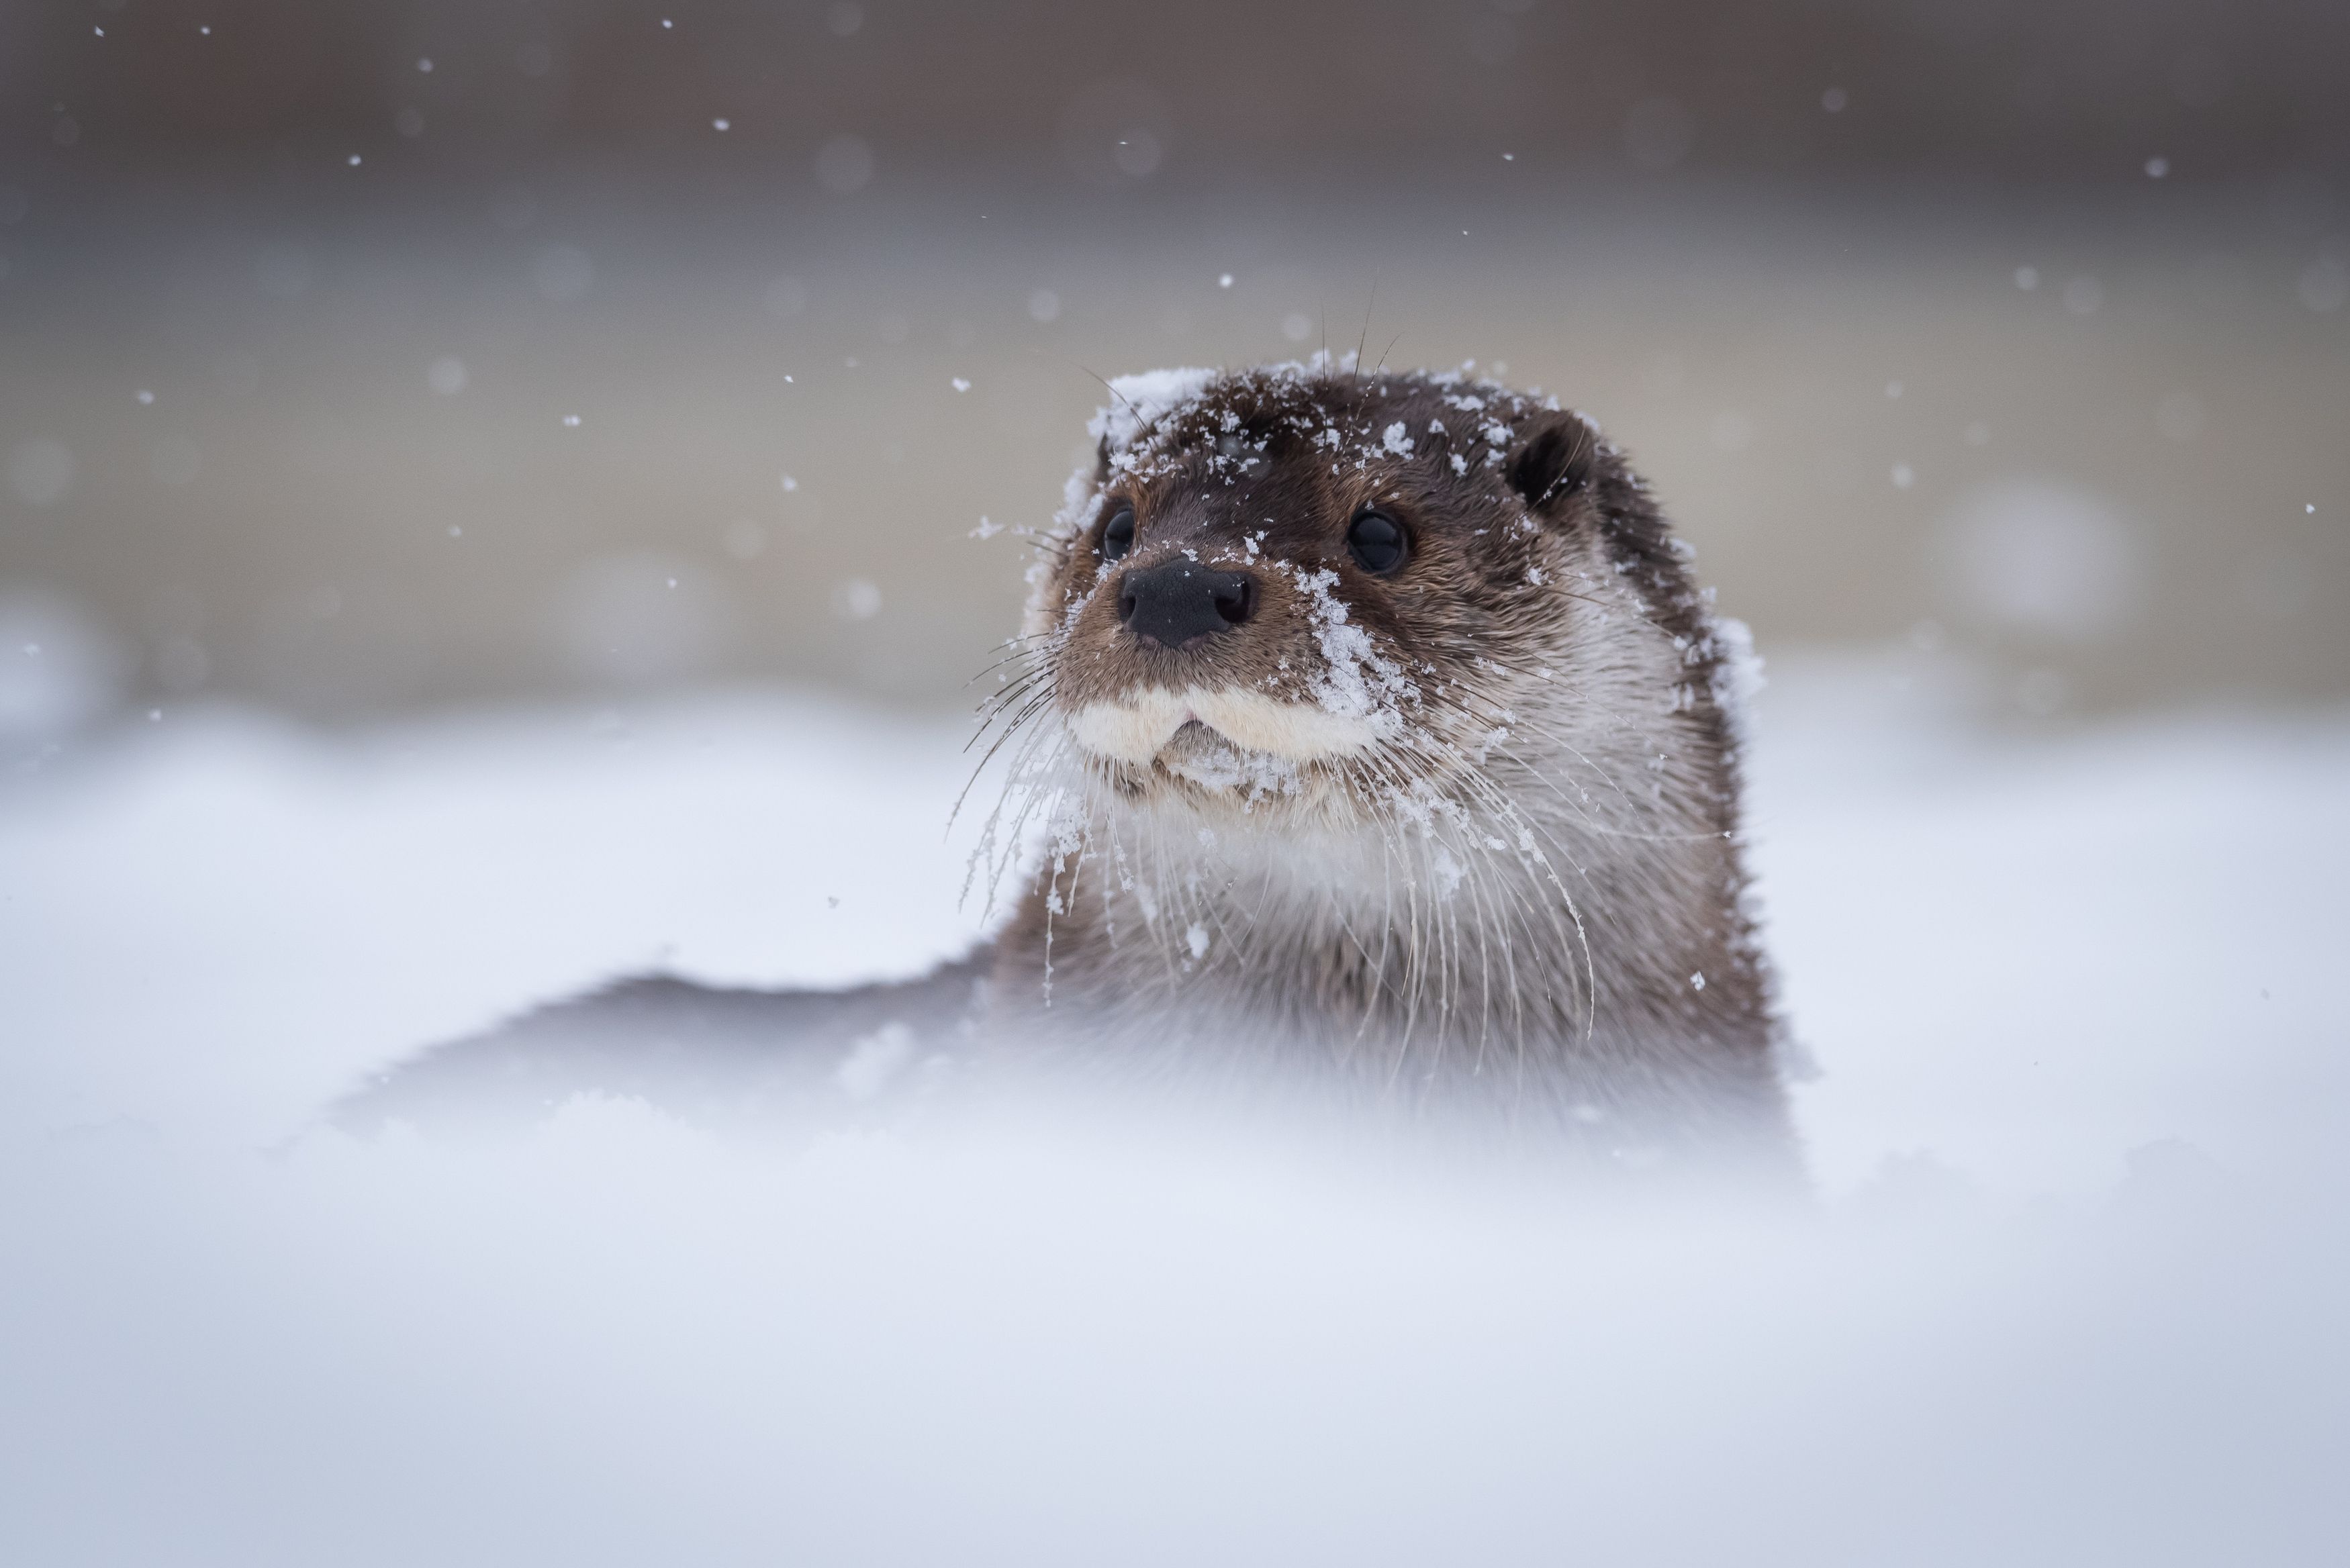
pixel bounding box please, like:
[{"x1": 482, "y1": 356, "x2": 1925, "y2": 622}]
[{"x1": 984, "y1": 789, "x2": 1776, "y2": 1124}]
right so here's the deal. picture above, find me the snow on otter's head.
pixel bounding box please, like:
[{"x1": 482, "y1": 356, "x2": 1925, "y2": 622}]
[{"x1": 983, "y1": 358, "x2": 1742, "y2": 845}]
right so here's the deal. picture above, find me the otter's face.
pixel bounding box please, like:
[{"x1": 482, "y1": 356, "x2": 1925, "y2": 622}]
[{"x1": 1001, "y1": 364, "x2": 1673, "y2": 832}]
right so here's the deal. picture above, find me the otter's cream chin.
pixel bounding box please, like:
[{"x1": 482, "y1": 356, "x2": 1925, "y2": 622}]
[{"x1": 1067, "y1": 686, "x2": 1386, "y2": 767}]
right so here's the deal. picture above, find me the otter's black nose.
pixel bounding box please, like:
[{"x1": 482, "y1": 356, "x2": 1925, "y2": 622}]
[{"x1": 1118, "y1": 560, "x2": 1256, "y2": 648}]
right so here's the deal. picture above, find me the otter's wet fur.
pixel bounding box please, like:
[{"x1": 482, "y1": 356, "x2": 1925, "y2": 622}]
[{"x1": 342, "y1": 360, "x2": 1799, "y2": 1177}]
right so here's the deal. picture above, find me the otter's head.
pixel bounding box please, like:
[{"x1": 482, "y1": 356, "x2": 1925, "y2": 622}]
[{"x1": 992, "y1": 361, "x2": 1726, "y2": 844}]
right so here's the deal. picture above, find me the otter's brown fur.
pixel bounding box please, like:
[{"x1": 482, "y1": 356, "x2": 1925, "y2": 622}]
[{"x1": 966, "y1": 361, "x2": 1792, "y2": 1167}]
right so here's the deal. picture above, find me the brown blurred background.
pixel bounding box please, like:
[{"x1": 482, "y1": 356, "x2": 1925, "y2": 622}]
[{"x1": 2, "y1": 0, "x2": 2345, "y2": 734}]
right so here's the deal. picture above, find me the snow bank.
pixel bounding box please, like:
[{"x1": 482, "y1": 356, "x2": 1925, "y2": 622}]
[{"x1": 1, "y1": 664, "x2": 2345, "y2": 1565}]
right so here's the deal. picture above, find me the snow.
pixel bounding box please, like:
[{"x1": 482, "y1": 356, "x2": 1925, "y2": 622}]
[
  {"x1": 1707, "y1": 614, "x2": 1763, "y2": 763},
  {"x1": 1088, "y1": 364, "x2": 1217, "y2": 456},
  {"x1": 1, "y1": 662, "x2": 2345, "y2": 1563},
  {"x1": 1286, "y1": 562, "x2": 1414, "y2": 726},
  {"x1": 833, "y1": 1022, "x2": 917, "y2": 1101}
]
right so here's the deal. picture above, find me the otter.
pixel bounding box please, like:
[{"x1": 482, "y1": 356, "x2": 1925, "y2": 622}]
[{"x1": 342, "y1": 360, "x2": 1797, "y2": 1173}]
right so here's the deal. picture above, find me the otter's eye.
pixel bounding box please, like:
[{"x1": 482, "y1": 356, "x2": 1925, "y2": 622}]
[
  {"x1": 1100, "y1": 505, "x2": 1135, "y2": 562},
  {"x1": 1347, "y1": 508, "x2": 1407, "y2": 575}
]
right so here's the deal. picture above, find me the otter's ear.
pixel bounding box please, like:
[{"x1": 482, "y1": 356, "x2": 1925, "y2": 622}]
[{"x1": 1506, "y1": 413, "x2": 1596, "y2": 513}]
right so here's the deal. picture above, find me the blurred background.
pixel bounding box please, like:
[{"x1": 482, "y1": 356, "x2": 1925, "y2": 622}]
[
  {"x1": 2, "y1": 0, "x2": 2345, "y2": 736},
  {"x1": 6, "y1": 15, "x2": 2349, "y2": 1557}
]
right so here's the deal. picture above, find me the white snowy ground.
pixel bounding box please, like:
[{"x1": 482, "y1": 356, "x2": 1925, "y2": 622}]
[{"x1": 2, "y1": 657, "x2": 2345, "y2": 1566}]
